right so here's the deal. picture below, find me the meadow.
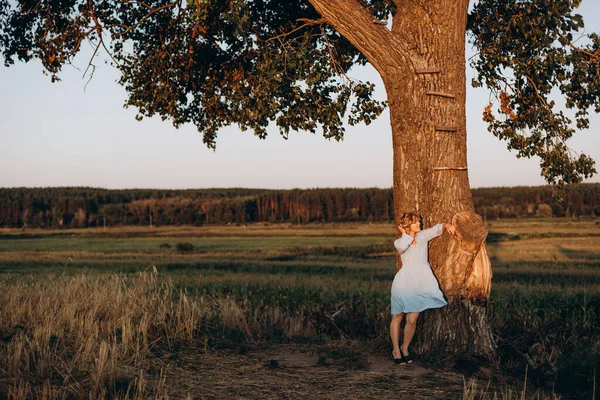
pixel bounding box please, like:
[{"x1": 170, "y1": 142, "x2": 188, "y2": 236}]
[{"x1": 0, "y1": 219, "x2": 599, "y2": 399}]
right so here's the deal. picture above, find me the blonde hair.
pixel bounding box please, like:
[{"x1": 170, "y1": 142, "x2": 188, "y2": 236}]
[{"x1": 398, "y1": 212, "x2": 421, "y2": 232}]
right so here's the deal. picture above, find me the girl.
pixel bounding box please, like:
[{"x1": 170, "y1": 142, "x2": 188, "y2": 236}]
[{"x1": 390, "y1": 212, "x2": 456, "y2": 365}]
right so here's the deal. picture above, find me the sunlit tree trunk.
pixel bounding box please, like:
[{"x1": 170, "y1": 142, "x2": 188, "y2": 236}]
[{"x1": 310, "y1": 0, "x2": 495, "y2": 359}]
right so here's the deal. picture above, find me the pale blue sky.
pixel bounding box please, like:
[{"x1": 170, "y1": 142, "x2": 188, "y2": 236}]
[{"x1": 1, "y1": 1, "x2": 599, "y2": 190}]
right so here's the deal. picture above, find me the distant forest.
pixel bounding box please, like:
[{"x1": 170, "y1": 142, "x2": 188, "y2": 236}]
[{"x1": 0, "y1": 184, "x2": 599, "y2": 228}]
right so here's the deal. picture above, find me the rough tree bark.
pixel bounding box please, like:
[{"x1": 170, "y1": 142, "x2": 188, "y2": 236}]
[{"x1": 309, "y1": 0, "x2": 496, "y2": 359}]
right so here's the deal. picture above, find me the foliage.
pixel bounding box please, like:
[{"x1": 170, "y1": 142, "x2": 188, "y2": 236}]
[
  {"x1": 535, "y1": 203, "x2": 553, "y2": 217},
  {"x1": 0, "y1": 0, "x2": 598, "y2": 185},
  {"x1": 469, "y1": 0, "x2": 599, "y2": 185},
  {"x1": 0, "y1": 0, "x2": 385, "y2": 147},
  {"x1": 1, "y1": 184, "x2": 600, "y2": 228}
]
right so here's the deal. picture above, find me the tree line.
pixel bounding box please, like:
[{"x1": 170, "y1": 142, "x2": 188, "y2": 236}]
[{"x1": 0, "y1": 184, "x2": 598, "y2": 228}]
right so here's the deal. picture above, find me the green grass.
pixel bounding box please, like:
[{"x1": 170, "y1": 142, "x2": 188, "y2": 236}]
[
  {"x1": 1, "y1": 219, "x2": 600, "y2": 398},
  {"x1": 0, "y1": 235, "x2": 390, "y2": 253}
]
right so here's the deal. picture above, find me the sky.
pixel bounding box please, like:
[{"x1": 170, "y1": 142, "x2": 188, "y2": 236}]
[{"x1": 1, "y1": 1, "x2": 599, "y2": 190}]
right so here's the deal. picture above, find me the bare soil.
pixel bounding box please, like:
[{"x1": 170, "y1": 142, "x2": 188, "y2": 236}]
[{"x1": 144, "y1": 344, "x2": 516, "y2": 399}]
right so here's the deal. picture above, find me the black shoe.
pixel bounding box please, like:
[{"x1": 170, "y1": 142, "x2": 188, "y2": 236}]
[
  {"x1": 402, "y1": 353, "x2": 413, "y2": 364},
  {"x1": 391, "y1": 352, "x2": 404, "y2": 365}
]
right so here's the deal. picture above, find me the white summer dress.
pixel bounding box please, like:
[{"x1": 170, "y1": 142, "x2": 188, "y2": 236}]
[{"x1": 390, "y1": 223, "x2": 448, "y2": 315}]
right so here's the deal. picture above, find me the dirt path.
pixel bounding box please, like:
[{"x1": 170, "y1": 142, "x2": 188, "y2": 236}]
[{"x1": 145, "y1": 344, "x2": 507, "y2": 399}]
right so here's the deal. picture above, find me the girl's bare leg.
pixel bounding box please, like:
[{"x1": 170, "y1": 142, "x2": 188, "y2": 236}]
[
  {"x1": 401, "y1": 312, "x2": 420, "y2": 357},
  {"x1": 390, "y1": 313, "x2": 404, "y2": 358}
]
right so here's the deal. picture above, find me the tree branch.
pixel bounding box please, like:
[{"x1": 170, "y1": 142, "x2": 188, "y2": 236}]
[
  {"x1": 266, "y1": 18, "x2": 326, "y2": 43},
  {"x1": 307, "y1": 0, "x2": 407, "y2": 78},
  {"x1": 88, "y1": 0, "x2": 119, "y2": 66},
  {"x1": 569, "y1": 42, "x2": 600, "y2": 62},
  {"x1": 112, "y1": 1, "x2": 180, "y2": 38}
]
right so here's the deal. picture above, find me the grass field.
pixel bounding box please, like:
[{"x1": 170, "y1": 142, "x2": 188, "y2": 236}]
[{"x1": 0, "y1": 219, "x2": 599, "y2": 399}]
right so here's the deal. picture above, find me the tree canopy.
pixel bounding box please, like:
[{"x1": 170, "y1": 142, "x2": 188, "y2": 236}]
[
  {"x1": 0, "y1": 0, "x2": 598, "y2": 185},
  {"x1": 470, "y1": 0, "x2": 599, "y2": 185}
]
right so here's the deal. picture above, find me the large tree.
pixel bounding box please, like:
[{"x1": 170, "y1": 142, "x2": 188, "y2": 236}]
[{"x1": 1, "y1": 0, "x2": 598, "y2": 359}]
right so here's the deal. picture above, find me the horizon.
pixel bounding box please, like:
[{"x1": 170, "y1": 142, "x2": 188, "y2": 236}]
[{"x1": 2, "y1": 182, "x2": 599, "y2": 191}]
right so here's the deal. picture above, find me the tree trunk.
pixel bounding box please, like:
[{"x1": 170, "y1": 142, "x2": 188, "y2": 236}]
[
  {"x1": 385, "y1": 0, "x2": 495, "y2": 359},
  {"x1": 309, "y1": 0, "x2": 495, "y2": 359}
]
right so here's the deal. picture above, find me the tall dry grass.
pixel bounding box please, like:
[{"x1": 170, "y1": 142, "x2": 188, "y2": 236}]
[
  {"x1": 0, "y1": 269, "x2": 316, "y2": 399},
  {"x1": 462, "y1": 375, "x2": 561, "y2": 400},
  {"x1": 1, "y1": 268, "x2": 184, "y2": 398}
]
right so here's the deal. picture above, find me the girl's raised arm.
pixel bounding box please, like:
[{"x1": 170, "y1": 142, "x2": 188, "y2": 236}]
[{"x1": 418, "y1": 223, "x2": 444, "y2": 242}]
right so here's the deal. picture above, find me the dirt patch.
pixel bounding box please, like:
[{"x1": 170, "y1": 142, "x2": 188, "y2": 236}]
[
  {"x1": 0, "y1": 340, "x2": 539, "y2": 399},
  {"x1": 144, "y1": 344, "x2": 512, "y2": 399},
  {"x1": 159, "y1": 349, "x2": 467, "y2": 399},
  {"x1": 254, "y1": 344, "x2": 320, "y2": 367},
  {"x1": 252, "y1": 344, "x2": 455, "y2": 377}
]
